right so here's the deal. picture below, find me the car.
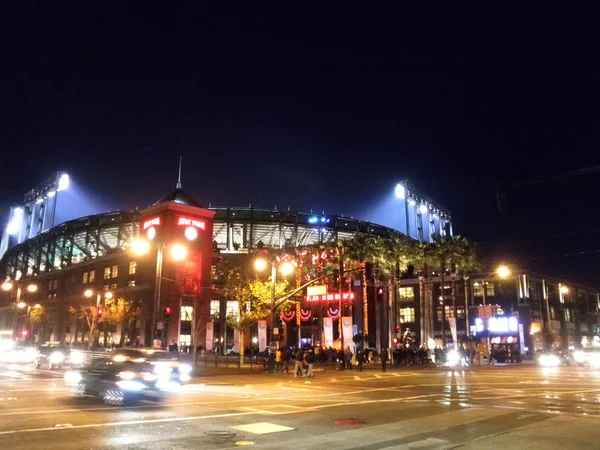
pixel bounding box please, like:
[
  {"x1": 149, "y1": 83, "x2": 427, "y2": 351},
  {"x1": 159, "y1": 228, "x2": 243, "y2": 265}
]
[
  {"x1": 109, "y1": 348, "x2": 193, "y2": 381},
  {"x1": 32, "y1": 344, "x2": 69, "y2": 369},
  {"x1": 64, "y1": 356, "x2": 183, "y2": 405},
  {"x1": 537, "y1": 350, "x2": 572, "y2": 367},
  {"x1": 0, "y1": 345, "x2": 37, "y2": 364},
  {"x1": 573, "y1": 348, "x2": 600, "y2": 368}
]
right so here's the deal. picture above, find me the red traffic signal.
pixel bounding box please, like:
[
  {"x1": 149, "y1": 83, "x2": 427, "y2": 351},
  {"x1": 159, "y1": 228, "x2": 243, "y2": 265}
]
[
  {"x1": 377, "y1": 288, "x2": 384, "y2": 295},
  {"x1": 165, "y1": 307, "x2": 172, "y2": 315},
  {"x1": 21, "y1": 330, "x2": 29, "y2": 337},
  {"x1": 97, "y1": 308, "x2": 103, "y2": 316}
]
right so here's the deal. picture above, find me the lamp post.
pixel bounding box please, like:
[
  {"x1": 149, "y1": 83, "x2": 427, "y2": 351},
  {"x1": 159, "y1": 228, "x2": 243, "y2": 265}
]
[
  {"x1": 131, "y1": 239, "x2": 187, "y2": 349},
  {"x1": 2, "y1": 281, "x2": 39, "y2": 340}
]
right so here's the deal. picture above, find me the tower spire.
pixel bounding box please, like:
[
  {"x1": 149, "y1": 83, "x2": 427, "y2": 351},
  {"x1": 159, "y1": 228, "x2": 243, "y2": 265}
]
[{"x1": 176, "y1": 156, "x2": 182, "y2": 189}]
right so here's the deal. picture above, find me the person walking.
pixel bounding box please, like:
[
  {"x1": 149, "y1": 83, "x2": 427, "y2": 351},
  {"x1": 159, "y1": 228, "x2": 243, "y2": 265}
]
[
  {"x1": 345, "y1": 346, "x2": 353, "y2": 371},
  {"x1": 357, "y1": 349, "x2": 364, "y2": 372},
  {"x1": 381, "y1": 348, "x2": 389, "y2": 372},
  {"x1": 305, "y1": 349, "x2": 316, "y2": 377},
  {"x1": 294, "y1": 347, "x2": 305, "y2": 378}
]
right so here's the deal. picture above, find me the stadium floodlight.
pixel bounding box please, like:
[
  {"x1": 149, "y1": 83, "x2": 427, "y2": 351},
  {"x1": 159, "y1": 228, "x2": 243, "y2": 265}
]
[
  {"x1": 6, "y1": 208, "x2": 23, "y2": 235},
  {"x1": 47, "y1": 190, "x2": 56, "y2": 198},
  {"x1": 418, "y1": 204, "x2": 428, "y2": 214},
  {"x1": 57, "y1": 173, "x2": 70, "y2": 191},
  {"x1": 394, "y1": 183, "x2": 406, "y2": 199}
]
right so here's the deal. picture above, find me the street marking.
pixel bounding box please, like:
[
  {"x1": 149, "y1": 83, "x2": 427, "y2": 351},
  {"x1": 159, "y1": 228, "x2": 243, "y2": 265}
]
[
  {"x1": 383, "y1": 437, "x2": 450, "y2": 449},
  {"x1": 374, "y1": 374, "x2": 383, "y2": 378},
  {"x1": 0, "y1": 411, "x2": 257, "y2": 435},
  {"x1": 354, "y1": 376, "x2": 361, "y2": 380},
  {"x1": 231, "y1": 422, "x2": 294, "y2": 435}
]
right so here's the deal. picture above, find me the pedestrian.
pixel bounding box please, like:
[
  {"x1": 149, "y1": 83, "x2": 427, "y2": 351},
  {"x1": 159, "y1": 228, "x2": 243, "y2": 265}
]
[
  {"x1": 357, "y1": 349, "x2": 364, "y2": 372},
  {"x1": 327, "y1": 347, "x2": 334, "y2": 365},
  {"x1": 294, "y1": 347, "x2": 305, "y2": 377},
  {"x1": 337, "y1": 348, "x2": 345, "y2": 371},
  {"x1": 345, "y1": 346, "x2": 353, "y2": 371},
  {"x1": 275, "y1": 348, "x2": 282, "y2": 373},
  {"x1": 381, "y1": 348, "x2": 389, "y2": 372},
  {"x1": 305, "y1": 349, "x2": 315, "y2": 377}
]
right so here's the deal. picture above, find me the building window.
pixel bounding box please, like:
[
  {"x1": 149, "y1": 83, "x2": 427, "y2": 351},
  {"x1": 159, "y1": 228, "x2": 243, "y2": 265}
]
[
  {"x1": 104, "y1": 267, "x2": 111, "y2": 280},
  {"x1": 181, "y1": 306, "x2": 193, "y2": 321},
  {"x1": 550, "y1": 306, "x2": 557, "y2": 320},
  {"x1": 437, "y1": 306, "x2": 455, "y2": 320},
  {"x1": 399, "y1": 307, "x2": 415, "y2": 323},
  {"x1": 398, "y1": 287, "x2": 414, "y2": 303},
  {"x1": 127, "y1": 280, "x2": 136, "y2": 287},
  {"x1": 473, "y1": 282, "x2": 495, "y2": 298},
  {"x1": 226, "y1": 301, "x2": 239, "y2": 317},
  {"x1": 210, "y1": 300, "x2": 220, "y2": 317},
  {"x1": 110, "y1": 283, "x2": 117, "y2": 290},
  {"x1": 48, "y1": 280, "x2": 53, "y2": 290},
  {"x1": 83, "y1": 272, "x2": 89, "y2": 284},
  {"x1": 128, "y1": 261, "x2": 136, "y2": 275},
  {"x1": 565, "y1": 309, "x2": 572, "y2": 322},
  {"x1": 112, "y1": 265, "x2": 118, "y2": 278},
  {"x1": 103, "y1": 284, "x2": 109, "y2": 291},
  {"x1": 48, "y1": 279, "x2": 58, "y2": 291},
  {"x1": 89, "y1": 270, "x2": 95, "y2": 282}
]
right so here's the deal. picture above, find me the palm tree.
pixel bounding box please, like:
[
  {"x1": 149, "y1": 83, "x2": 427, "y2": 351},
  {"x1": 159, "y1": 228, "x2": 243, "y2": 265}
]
[
  {"x1": 429, "y1": 235, "x2": 480, "y2": 347},
  {"x1": 408, "y1": 241, "x2": 433, "y2": 346},
  {"x1": 343, "y1": 233, "x2": 378, "y2": 346}
]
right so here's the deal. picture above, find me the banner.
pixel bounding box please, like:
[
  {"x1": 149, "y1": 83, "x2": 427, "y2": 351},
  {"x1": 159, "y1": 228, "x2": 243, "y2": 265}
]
[
  {"x1": 205, "y1": 321, "x2": 214, "y2": 351},
  {"x1": 341, "y1": 316, "x2": 353, "y2": 350},
  {"x1": 175, "y1": 250, "x2": 202, "y2": 294},
  {"x1": 323, "y1": 317, "x2": 334, "y2": 348},
  {"x1": 257, "y1": 320, "x2": 267, "y2": 352},
  {"x1": 233, "y1": 328, "x2": 240, "y2": 353},
  {"x1": 448, "y1": 317, "x2": 457, "y2": 347},
  {"x1": 518, "y1": 323, "x2": 525, "y2": 353}
]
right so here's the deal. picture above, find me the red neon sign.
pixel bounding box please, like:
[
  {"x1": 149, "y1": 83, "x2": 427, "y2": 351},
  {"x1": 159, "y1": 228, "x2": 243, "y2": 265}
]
[
  {"x1": 305, "y1": 292, "x2": 355, "y2": 302},
  {"x1": 143, "y1": 216, "x2": 161, "y2": 230},
  {"x1": 176, "y1": 216, "x2": 206, "y2": 230}
]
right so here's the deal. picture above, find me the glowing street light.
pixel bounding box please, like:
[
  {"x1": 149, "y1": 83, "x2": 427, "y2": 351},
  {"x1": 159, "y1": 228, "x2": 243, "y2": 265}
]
[
  {"x1": 131, "y1": 239, "x2": 150, "y2": 255},
  {"x1": 17, "y1": 302, "x2": 26, "y2": 309},
  {"x1": 496, "y1": 266, "x2": 511, "y2": 278},
  {"x1": 279, "y1": 261, "x2": 294, "y2": 276},
  {"x1": 560, "y1": 285, "x2": 569, "y2": 294},
  {"x1": 57, "y1": 173, "x2": 70, "y2": 191},
  {"x1": 254, "y1": 258, "x2": 268, "y2": 272},
  {"x1": 34, "y1": 304, "x2": 41, "y2": 309},
  {"x1": 170, "y1": 244, "x2": 188, "y2": 261},
  {"x1": 104, "y1": 291, "x2": 114, "y2": 300},
  {"x1": 1, "y1": 282, "x2": 13, "y2": 292},
  {"x1": 84, "y1": 289, "x2": 94, "y2": 298},
  {"x1": 26, "y1": 284, "x2": 38, "y2": 293},
  {"x1": 184, "y1": 226, "x2": 198, "y2": 241}
]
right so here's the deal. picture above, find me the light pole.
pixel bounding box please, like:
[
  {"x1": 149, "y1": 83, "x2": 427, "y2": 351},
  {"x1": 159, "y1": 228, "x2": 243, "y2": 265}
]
[
  {"x1": 131, "y1": 239, "x2": 187, "y2": 348},
  {"x1": 2, "y1": 281, "x2": 38, "y2": 340},
  {"x1": 254, "y1": 257, "x2": 294, "y2": 341}
]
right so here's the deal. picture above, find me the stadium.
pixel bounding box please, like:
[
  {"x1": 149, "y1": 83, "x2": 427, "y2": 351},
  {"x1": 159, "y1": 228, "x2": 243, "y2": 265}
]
[{"x1": 0, "y1": 172, "x2": 453, "y2": 351}]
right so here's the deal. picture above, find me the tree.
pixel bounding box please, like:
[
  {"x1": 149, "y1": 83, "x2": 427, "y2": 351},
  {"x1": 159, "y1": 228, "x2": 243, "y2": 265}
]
[
  {"x1": 29, "y1": 305, "x2": 49, "y2": 341},
  {"x1": 69, "y1": 303, "x2": 109, "y2": 350},
  {"x1": 344, "y1": 233, "x2": 378, "y2": 344},
  {"x1": 105, "y1": 297, "x2": 138, "y2": 347},
  {"x1": 218, "y1": 257, "x2": 289, "y2": 366}
]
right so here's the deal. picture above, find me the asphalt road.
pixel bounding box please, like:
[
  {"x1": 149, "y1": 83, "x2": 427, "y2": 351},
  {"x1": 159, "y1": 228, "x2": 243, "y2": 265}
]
[{"x1": 1, "y1": 362, "x2": 600, "y2": 449}]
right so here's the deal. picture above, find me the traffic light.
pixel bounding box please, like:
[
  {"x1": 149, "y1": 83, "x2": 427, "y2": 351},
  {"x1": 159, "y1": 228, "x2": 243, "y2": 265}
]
[
  {"x1": 165, "y1": 307, "x2": 172, "y2": 315},
  {"x1": 21, "y1": 330, "x2": 29, "y2": 337},
  {"x1": 97, "y1": 308, "x2": 103, "y2": 317},
  {"x1": 376, "y1": 288, "x2": 384, "y2": 302}
]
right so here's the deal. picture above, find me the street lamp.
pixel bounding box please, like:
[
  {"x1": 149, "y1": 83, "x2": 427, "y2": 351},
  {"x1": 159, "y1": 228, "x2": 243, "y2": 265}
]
[
  {"x1": 131, "y1": 239, "x2": 150, "y2": 255},
  {"x1": 560, "y1": 285, "x2": 569, "y2": 295},
  {"x1": 83, "y1": 289, "x2": 113, "y2": 306},
  {"x1": 26, "y1": 284, "x2": 38, "y2": 293},
  {"x1": 17, "y1": 302, "x2": 26, "y2": 309},
  {"x1": 254, "y1": 257, "x2": 293, "y2": 341},
  {"x1": 1, "y1": 282, "x2": 13, "y2": 292},
  {"x1": 254, "y1": 258, "x2": 268, "y2": 272},
  {"x1": 170, "y1": 244, "x2": 188, "y2": 261},
  {"x1": 478, "y1": 265, "x2": 511, "y2": 307}
]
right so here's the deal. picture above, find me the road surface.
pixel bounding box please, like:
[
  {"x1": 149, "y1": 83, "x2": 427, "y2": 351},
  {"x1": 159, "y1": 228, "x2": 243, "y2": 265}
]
[{"x1": 0, "y1": 362, "x2": 600, "y2": 449}]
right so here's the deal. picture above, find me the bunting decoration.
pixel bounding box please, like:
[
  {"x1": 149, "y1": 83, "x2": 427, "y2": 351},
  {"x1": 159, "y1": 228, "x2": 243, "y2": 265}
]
[
  {"x1": 327, "y1": 307, "x2": 340, "y2": 319},
  {"x1": 281, "y1": 310, "x2": 296, "y2": 323},
  {"x1": 300, "y1": 309, "x2": 312, "y2": 322}
]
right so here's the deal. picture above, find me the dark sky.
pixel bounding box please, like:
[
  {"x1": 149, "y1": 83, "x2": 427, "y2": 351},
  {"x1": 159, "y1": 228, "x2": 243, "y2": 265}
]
[{"x1": 2, "y1": 3, "x2": 600, "y2": 285}]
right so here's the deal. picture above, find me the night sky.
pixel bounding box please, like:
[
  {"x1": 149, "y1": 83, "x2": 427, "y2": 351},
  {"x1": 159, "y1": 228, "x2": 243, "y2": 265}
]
[{"x1": 2, "y1": 4, "x2": 600, "y2": 285}]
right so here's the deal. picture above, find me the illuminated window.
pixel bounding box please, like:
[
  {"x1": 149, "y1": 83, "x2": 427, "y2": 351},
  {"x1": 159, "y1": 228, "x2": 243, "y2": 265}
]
[
  {"x1": 437, "y1": 306, "x2": 455, "y2": 320},
  {"x1": 112, "y1": 265, "x2": 119, "y2": 278},
  {"x1": 181, "y1": 306, "x2": 193, "y2": 321},
  {"x1": 89, "y1": 270, "x2": 95, "y2": 282},
  {"x1": 210, "y1": 300, "x2": 220, "y2": 316},
  {"x1": 564, "y1": 308, "x2": 572, "y2": 322},
  {"x1": 399, "y1": 308, "x2": 415, "y2": 323},
  {"x1": 83, "y1": 272, "x2": 89, "y2": 284},
  {"x1": 103, "y1": 284, "x2": 109, "y2": 291},
  {"x1": 104, "y1": 267, "x2": 111, "y2": 280},
  {"x1": 398, "y1": 287, "x2": 414, "y2": 303},
  {"x1": 128, "y1": 261, "x2": 136, "y2": 275},
  {"x1": 127, "y1": 280, "x2": 136, "y2": 287},
  {"x1": 226, "y1": 301, "x2": 239, "y2": 317},
  {"x1": 110, "y1": 283, "x2": 117, "y2": 290},
  {"x1": 473, "y1": 282, "x2": 495, "y2": 297}
]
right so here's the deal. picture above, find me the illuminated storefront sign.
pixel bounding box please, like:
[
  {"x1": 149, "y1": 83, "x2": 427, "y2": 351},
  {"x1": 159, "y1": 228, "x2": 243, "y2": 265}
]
[
  {"x1": 177, "y1": 216, "x2": 206, "y2": 230},
  {"x1": 475, "y1": 316, "x2": 519, "y2": 334},
  {"x1": 142, "y1": 216, "x2": 161, "y2": 230},
  {"x1": 305, "y1": 292, "x2": 355, "y2": 302}
]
